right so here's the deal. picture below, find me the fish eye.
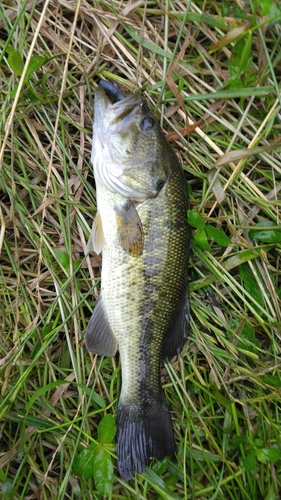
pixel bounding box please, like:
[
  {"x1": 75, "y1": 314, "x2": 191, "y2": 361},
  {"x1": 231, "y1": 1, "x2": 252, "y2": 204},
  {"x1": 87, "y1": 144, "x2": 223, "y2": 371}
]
[{"x1": 141, "y1": 116, "x2": 155, "y2": 132}]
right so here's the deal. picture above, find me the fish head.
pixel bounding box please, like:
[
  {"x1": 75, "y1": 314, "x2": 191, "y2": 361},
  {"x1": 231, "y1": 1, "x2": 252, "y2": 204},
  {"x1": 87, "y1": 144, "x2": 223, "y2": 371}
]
[{"x1": 92, "y1": 86, "x2": 173, "y2": 201}]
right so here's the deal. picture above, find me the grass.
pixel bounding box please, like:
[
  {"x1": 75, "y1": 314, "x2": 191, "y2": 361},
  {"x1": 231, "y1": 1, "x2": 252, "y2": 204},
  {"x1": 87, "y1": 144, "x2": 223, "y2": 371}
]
[{"x1": 0, "y1": 0, "x2": 281, "y2": 498}]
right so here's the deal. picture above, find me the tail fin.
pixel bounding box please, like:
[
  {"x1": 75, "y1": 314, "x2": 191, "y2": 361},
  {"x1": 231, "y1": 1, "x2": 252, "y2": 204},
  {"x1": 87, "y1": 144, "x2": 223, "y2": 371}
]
[{"x1": 116, "y1": 395, "x2": 175, "y2": 480}]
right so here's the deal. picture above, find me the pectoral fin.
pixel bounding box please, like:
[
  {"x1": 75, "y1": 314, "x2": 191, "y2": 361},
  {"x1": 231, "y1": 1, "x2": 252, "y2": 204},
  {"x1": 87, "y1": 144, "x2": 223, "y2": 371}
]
[
  {"x1": 115, "y1": 201, "x2": 144, "y2": 257},
  {"x1": 85, "y1": 211, "x2": 105, "y2": 254},
  {"x1": 85, "y1": 297, "x2": 118, "y2": 356}
]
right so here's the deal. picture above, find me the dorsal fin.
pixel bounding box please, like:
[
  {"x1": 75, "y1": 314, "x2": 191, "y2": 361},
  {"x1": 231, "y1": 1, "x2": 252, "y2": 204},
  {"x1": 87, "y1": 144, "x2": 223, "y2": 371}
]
[
  {"x1": 86, "y1": 211, "x2": 105, "y2": 254},
  {"x1": 161, "y1": 286, "x2": 190, "y2": 361}
]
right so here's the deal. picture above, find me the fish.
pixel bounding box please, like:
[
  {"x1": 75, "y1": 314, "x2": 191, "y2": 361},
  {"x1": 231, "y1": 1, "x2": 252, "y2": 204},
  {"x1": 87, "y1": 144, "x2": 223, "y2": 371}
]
[{"x1": 85, "y1": 81, "x2": 190, "y2": 481}]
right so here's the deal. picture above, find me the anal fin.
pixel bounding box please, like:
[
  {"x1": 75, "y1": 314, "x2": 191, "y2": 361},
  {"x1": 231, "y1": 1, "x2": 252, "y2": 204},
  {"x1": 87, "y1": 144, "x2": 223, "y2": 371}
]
[{"x1": 85, "y1": 297, "x2": 118, "y2": 356}]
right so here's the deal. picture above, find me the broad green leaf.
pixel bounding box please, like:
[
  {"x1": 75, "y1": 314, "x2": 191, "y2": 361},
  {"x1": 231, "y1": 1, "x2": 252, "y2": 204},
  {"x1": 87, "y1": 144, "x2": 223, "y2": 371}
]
[
  {"x1": 54, "y1": 249, "x2": 69, "y2": 270},
  {"x1": 187, "y1": 210, "x2": 205, "y2": 229},
  {"x1": 244, "y1": 72, "x2": 258, "y2": 87},
  {"x1": 244, "y1": 449, "x2": 256, "y2": 471},
  {"x1": 25, "y1": 55, "x2": 47, "y2": 82},
  {"x1": 253, "y1": 438, "x2": 264, "y2": 448},
  {"x1": 164, "y1": 473, "x2": 179, "y2": 489},
  {"x1": 205, "y1": 225, "x2": 231, "y2": 246},
  {"x1": 93, "y1": 445, "x2": 114, "y2": 497},
  {"x1": 260, "y1": 0, "x2": 273, "y2": 15},
  {"x1": 248, "y1": 220, "x2": 281, "y2": 243},
  {"x1": 72, "y1": 443, "x2": 96, "y2": 480},
  {"x1": 227, "y1": 77, "x2": 244, "y2": 89},
  {"x1": 98, "y1": 414, "x2": 116, "y2": 444},
  {"x1": 239, "y1": 263, "x2": 264, "y2": 307},
  {"x1": 260, "y1": 0, "x2": 281, "y2": 17},
  {"x1": 151, "y1": 457, "x2": 169, "y2": 476},
  {"x1": 194, "y1": 228, "x2": 212, "y2": 251},
  {"x1": 261, "y1": 447, "x2": 281, "y2": 463},
  {"x1": 6, "y1": 47, "x2": 24, "y2": 76},
  {"x1": 256, "y1": 448, "x2": 268, "y2": 464},
  {"x1": 73, "y1": 259, "x2": 82, "y2": 272},
  {"x1": 263, "y1": 374, "x2": 281, "y2": 387}
]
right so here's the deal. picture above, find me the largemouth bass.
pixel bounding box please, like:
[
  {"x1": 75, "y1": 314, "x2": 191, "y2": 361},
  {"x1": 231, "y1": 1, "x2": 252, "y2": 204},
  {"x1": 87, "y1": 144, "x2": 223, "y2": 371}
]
[{"x1": 86, "y1": 82, "x2": 190, "y2": 481}]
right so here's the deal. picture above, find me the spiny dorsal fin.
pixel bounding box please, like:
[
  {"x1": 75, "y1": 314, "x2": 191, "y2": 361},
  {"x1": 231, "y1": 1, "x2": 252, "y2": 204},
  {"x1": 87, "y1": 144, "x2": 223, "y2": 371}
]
[{"x1": 115, "y1": 201, "x2": 144, "y2": 257}]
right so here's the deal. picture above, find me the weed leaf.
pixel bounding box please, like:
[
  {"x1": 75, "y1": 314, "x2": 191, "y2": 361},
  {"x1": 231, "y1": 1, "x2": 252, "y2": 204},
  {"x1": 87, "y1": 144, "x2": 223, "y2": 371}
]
[
  {"x1": 98, "y1": 414, "x2": 116, "y2": 444},
  {"x1": 93, "y1": 444, "x2": 114, "y2": 497},
  {"x1": 6, "y1": 47, "x2": 24, "y2": 75},
  {"x1": 248, "y1": 220, "x2": 281, "y2": 243},
  {"x1": 25, "y1": 55, "x2": 47, "y2": 82},
  {"x1": 205, "y1": 225, "x2": 231, "y2": 246},
  {"x1": 194, "y1": 228, "x2": 212, "y2": 251},
  {"x1": 72, "y1": 443, "x2": 96, "y2": 480},
  {"x1": 187, "y1": 210, "x2": 205, "y2": 229}
]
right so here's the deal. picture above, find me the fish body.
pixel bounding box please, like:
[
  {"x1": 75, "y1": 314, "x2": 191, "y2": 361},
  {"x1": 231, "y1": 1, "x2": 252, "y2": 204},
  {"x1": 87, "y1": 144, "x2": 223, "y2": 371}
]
[{"x1": 86, "y1": 84, "x2": 190, "y2": 480}]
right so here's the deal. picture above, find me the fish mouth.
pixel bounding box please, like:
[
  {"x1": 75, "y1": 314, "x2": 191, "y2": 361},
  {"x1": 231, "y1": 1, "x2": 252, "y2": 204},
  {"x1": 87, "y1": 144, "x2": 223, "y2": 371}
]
[
  {"x1": 99, "y1": 80, "x2": 126, "y2": 103},
  {"x1": 95, "y1": 84, "x2": 140, "y2": 131},
  {"x1": 110, "y1": 97, "x2": 140, "y2": 124}
]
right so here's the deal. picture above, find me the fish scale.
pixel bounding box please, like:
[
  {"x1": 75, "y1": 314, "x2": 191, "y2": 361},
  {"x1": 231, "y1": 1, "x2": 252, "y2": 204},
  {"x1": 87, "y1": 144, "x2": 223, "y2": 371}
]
[{"x1": 86, "y1": 83, "x2": 190, "y2": 480}]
